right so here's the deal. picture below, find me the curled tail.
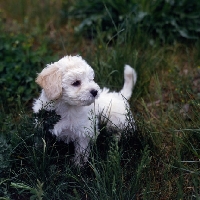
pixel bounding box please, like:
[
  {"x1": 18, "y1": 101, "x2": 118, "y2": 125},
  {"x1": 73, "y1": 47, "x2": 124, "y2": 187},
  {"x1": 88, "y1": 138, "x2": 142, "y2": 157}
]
[{"x1": 120, "y1": 65, "x2": 137, "y2": 100}]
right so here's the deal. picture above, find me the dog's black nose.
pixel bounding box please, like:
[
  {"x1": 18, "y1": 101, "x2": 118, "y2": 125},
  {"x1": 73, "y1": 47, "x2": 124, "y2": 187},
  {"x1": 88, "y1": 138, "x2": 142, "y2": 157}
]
[{"x1": 90, "y1": 89, "x2": 98, "y2": 97}]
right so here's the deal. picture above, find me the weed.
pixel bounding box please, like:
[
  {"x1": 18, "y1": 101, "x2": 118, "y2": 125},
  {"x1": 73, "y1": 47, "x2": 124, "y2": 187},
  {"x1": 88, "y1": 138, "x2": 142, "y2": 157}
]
[
  {"x1": 66, "y1": 0, "x2": 200, "y2": 43},
  {"x1": 0, "y1": 33, "x2": 57, "y2": 110}
]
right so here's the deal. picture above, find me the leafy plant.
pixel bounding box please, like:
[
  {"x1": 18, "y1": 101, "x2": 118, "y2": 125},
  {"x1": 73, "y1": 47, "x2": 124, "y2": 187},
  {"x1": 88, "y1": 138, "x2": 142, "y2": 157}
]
[
  {"x1": 143, "y1": 0, "x2": 200, "y2": 42},
  {"x1": 0, "y1": 33, "x2": 57, "y2": 108},
  {"x1": 65, "y1": 0, "x2": 137, "y2": 40},
  {"x1": 65, "y1": 0, "x2": 200, "y2": 43}
]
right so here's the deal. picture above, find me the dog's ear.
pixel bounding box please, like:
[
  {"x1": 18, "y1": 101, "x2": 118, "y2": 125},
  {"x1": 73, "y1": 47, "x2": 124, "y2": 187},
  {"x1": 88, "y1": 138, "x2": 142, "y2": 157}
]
[{"x1": 36, "y1": 64, "x2": 62, "y2": 100}]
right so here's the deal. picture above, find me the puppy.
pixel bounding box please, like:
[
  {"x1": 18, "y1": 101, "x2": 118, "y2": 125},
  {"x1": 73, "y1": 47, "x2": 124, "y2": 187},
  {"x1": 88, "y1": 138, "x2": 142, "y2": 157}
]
[{"x1": 33, "y1": 55, "x2": 137, "y2": 165}]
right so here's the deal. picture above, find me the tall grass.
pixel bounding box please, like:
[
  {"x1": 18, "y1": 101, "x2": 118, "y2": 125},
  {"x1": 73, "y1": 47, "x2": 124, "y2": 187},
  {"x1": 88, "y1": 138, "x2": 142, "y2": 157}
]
[{"x1": 0, "y1": 0, "x2": 200, "y2": 199}]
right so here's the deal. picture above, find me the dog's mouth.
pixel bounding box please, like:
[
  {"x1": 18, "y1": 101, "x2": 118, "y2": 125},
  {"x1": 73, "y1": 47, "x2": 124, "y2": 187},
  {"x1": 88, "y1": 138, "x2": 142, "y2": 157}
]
[
  {"x1": 80, "y1": 98, "x2": 95, "y2": 106},
  {"x1": 79, "y1": 90, "x2": 99, "y2": 106}
]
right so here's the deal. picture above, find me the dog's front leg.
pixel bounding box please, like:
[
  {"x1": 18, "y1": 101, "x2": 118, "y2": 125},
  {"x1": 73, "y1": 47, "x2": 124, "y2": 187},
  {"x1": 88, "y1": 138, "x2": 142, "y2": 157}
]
[{"x1": 73, "y1": 137, "x2": 90, "y2": 166}]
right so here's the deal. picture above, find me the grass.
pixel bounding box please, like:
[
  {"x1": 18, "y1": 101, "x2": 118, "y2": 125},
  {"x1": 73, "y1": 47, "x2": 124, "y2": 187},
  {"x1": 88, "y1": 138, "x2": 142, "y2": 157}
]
[{"x1": 0, "y1": 0, "x2": 200, "y2": 199}]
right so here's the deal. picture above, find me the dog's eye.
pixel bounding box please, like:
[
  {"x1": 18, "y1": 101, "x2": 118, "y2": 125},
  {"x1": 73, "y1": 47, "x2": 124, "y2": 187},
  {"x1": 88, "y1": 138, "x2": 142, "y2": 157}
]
[{"x1": 72, "y1": 80, "x2": 81, "y2": 86}]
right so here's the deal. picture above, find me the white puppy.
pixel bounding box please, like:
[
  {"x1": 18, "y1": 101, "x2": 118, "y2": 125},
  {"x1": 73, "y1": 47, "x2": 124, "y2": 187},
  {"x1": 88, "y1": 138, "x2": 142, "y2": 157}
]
[{"x1": 33, "y1": 55, "x2": 137, "y2": 165}]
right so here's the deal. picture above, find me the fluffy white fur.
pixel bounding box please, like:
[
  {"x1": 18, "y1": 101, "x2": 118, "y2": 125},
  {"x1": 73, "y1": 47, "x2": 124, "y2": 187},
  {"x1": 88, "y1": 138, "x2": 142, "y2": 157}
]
[{"x1": 33, "y1": 55, "x2": 137, "y2": 165}]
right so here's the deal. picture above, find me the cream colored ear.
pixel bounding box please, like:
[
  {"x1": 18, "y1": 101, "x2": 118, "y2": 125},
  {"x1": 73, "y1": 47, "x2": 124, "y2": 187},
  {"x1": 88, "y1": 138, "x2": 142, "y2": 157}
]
[{"x1": 36, "y1": 64, "x2": 62, "y2": 100}]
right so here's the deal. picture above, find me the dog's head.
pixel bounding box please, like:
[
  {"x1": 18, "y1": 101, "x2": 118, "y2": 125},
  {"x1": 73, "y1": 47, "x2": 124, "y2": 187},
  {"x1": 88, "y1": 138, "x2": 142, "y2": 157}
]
[{"x1": 36, "y1": 55, "x2": 100, "y2": 106}]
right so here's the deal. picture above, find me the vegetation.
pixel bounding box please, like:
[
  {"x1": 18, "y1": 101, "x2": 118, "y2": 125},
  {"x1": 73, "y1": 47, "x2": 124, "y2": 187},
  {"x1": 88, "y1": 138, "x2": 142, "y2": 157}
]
[
  {"x1": 0, "y1": 0, "x2": 200, "y2": 199},
  {"x1": 0, "y1": 33, "x2": 57, "y2": 109},
  {"x1": 68, "y1": 0, "x2": 200, "y2": 42}
]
